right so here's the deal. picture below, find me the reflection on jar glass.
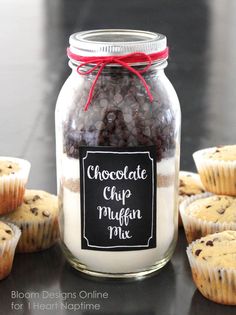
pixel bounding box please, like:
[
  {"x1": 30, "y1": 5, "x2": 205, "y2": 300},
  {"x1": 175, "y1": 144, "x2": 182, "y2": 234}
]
[{"x1": 55, "y1": 29, "x2": 181, "y2": 278}]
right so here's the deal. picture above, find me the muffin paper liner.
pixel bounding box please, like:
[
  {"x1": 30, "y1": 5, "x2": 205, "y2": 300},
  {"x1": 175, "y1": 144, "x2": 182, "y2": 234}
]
[
  {"x1": 187, "y1": 238, "x2": 236, "y2": 305},
  {"x1": 0, "y1": 157, "x2": 31, "y2": 215},
  {"x1": 178, "y1": 194, "x2": 188, "y2": 227},
  {"x1": 8, "y1": 215, "x2": 60, "y2": 253},
  {"x1": 193, "y1": 148, "x2": 236, "y2": 196},
  {"x1": 179, "y1": 192, "x2": 236, "y2": 243},
  {"x1": 0, "y1": 222, "x2": 21, "y2": 280}
]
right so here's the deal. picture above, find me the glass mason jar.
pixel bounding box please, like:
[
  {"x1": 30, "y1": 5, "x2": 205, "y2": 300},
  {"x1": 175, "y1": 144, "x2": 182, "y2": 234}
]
[{"x1": 55, "y1": 29, "x2": 181, "y2": 278}]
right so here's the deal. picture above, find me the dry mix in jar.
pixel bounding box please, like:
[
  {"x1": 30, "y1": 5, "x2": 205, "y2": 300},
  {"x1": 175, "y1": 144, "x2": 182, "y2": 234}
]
[{"x1": 55, "y1": 29, "x2": 181, "y2": 278}]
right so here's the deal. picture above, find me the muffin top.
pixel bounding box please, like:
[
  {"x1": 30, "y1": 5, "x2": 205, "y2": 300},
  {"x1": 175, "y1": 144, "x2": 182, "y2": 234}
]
[
  {"x1": 0, "y1": 221, "x2": 14, "y2": 242},
  {"x1": 204, "y1": 145, "x2": 236, "y2": 161},
  {"x1": 185, "y1": 195, "x2": 236, "y2": 223},
  {"x1": 4, "y1": 190, "x2": 58, "y2": 223},
  {"x1": 190, "y1": 230, "x2": 236, "y2": 269},
  {"x1": 0, "y1": 160, "x2": 20, "y2": 177},
  {"x1": 179, "y1": 171, "x2": 205, "y2": 197}
]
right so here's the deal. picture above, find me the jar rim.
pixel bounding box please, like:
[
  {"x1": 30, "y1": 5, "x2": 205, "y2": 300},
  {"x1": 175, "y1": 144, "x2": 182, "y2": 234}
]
[{"x1": 69, "y1": 29, "x2": 167, "y2": 57}]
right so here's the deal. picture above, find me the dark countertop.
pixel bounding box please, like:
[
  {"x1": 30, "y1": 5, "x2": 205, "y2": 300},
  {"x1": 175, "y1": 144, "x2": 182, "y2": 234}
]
[
  {"x1": 0, "y1": 0, "x2": 236, "y2": 314},
  {"x1": 1, "y1": 231, "x2": 235, "y2": 315}
]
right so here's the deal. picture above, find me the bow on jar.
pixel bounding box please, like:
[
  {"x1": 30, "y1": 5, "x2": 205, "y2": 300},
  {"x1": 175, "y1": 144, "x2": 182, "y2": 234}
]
[{"x1": 67, "y1": 48, "x2": 169, "y2": 111}]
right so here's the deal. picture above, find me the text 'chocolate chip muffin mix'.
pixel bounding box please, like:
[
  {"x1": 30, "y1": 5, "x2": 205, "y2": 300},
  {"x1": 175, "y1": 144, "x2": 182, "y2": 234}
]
[{"x1": 55, "y1": 29, "x2": 181, "y2": 278}]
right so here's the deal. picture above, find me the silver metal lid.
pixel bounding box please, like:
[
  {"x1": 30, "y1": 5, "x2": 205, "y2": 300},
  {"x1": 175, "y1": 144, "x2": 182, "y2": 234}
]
[{"x1": 69, "y1": 29, "x2": 167, "y2": 57}]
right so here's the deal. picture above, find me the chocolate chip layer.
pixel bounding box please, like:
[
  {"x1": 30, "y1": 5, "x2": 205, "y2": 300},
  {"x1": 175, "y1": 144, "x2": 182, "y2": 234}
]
[{"x1": 62, "y1": 68, "x2": 176, "y2": 162}]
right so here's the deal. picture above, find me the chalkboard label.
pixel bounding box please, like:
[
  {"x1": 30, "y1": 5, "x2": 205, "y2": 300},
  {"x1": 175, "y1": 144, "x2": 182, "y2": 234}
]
[{"x1": 79, "y1": 146, "x2": 156, "y2": 251}]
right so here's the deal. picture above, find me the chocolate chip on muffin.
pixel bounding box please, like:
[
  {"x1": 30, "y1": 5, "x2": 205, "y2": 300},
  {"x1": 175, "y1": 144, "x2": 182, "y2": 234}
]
[{"x1": 1, "y1": 190, "x2": 59, "y2": 253}]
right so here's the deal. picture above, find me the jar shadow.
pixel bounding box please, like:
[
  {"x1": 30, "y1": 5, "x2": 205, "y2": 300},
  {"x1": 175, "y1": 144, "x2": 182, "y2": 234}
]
[
  {"x1": 59, "y1": 261, "x2": 176, "y2": 315},
  {"x1": 9, "y1": 243, "x2": 64, "y2": 291}
]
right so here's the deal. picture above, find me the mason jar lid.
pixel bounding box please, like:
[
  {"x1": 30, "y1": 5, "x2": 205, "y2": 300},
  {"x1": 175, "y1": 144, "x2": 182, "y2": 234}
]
[{"x1": 69, "y1": 29, "x2": 167, "y2": 57}]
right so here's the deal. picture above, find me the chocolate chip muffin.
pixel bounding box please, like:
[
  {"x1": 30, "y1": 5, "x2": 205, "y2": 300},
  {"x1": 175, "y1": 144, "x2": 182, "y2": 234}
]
[
  {"x1": 193, "y1": 145, "x2": 236, "y2": 196},
  {"x1": 179, "y1": 171, "x2": 205, "y2": 200},
  {"x1": 178, "y1": 171, "x2": 205, "y2": 227},
  {"x1": 0, "y1": 157, "x2": 31, "y2": 215},
  {"x1": 0, "y1": 221, "x2": 21, "y2": 280},
  {"x1": 1, "y1": 190, "x2": 59, "y2": 253},
  {"x1": 187, "y1": 230, "x2": 236, "y2": 305},
  {"x1": 180, "y1": 194, "x2": 236, "y2": 243}
]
